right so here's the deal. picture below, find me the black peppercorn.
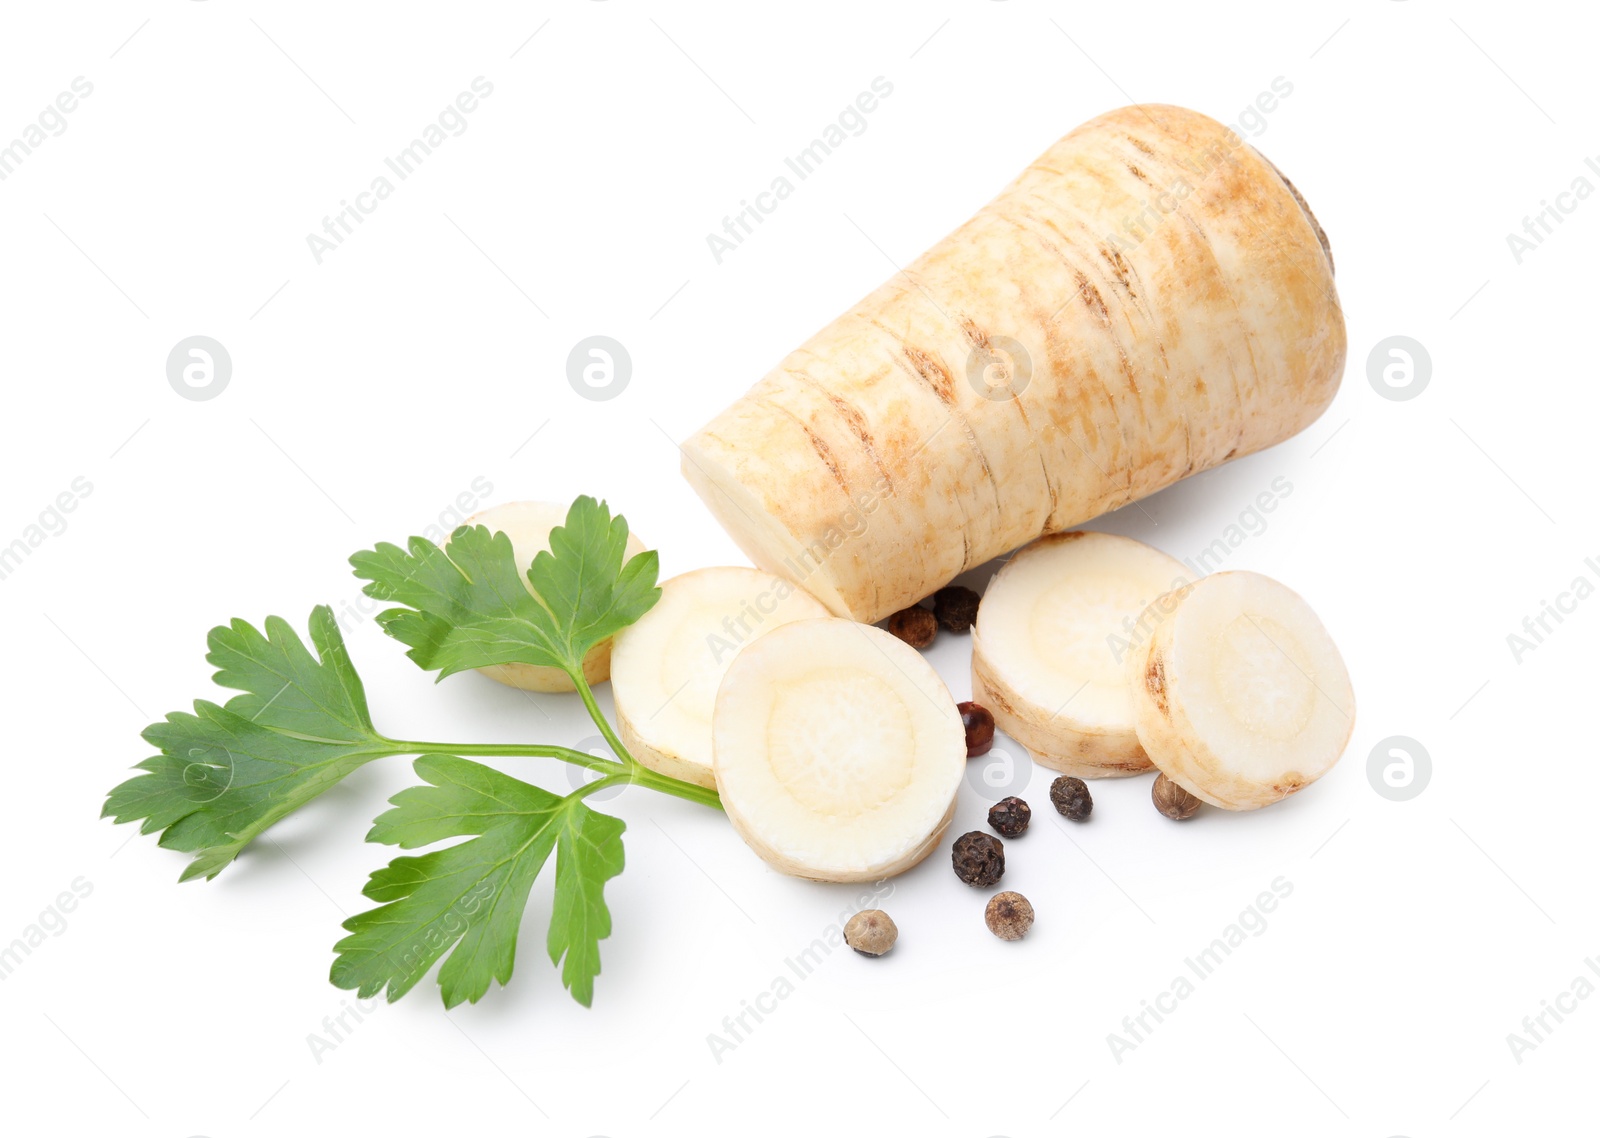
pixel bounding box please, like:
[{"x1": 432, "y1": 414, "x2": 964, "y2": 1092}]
[
  {"x1": 987, "y1": 795, "x2": 1031, "y2": 838},
  {"x1": 951, "y1": 830, "x2": 1004, "y2": 887},
  {"x1": 887, "y1": 605, "x2": 938, "y2": 649},
  {"x1": 933, "y1": 585, "x2": 981, "y2": 633},
  {"x1": 1049, "y1": 776, "x2": 1093, "y2": 821},
  {"x1": 957, "y1": 701, "x2": 996, "y2": 757}
]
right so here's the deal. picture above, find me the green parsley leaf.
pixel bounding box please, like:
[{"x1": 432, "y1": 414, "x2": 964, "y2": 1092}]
[
  {"x1": 102, "y1": 607, "x2": 393, "y2": 881},
  {"x1": 330, "y1": 755, "x2": 626, "y2": 1008},
  {"x1": 349, "y1": 496, "x2": 659, "y2": 681}
]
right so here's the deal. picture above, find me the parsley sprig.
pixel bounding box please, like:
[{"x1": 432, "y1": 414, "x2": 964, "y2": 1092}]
[{"x1": 104, "y1": 497, "x2": 718, "y2": 1007}]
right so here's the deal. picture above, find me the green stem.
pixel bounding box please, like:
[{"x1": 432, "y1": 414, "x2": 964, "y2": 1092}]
[
  {"x1": 625, "y1": 766, "x2": 724, "y2": 811},
  {"x1": 393, "y1": 740, "x2": 620, "y2": 775},
  {"x1": 565, "y1": 670, "x2": 724, "y2": 811},
  {"x1": 393, "y1": 737, "x2": 722, "y2": 811},
  {"x1": 569, "y1": 772, "x2": 630, "y2": 802},
  {"x1": 569, "y1": 669, "x2": 632, "y2": 765}
]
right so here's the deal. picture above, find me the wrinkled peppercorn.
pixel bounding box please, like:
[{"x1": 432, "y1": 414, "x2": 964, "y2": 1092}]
[
  {"x1": 1153, "y1": 773, "x2": 1202, "y2": 820},
  {"x1": 887, "y1": 605, "x2": 938, "y2": 648},
  {"x1": 951, "y1": 830, "x2": 1004, "y2": 887},
  {"x1": 958, "y1": 701, "x2": 996, "y2": 757},
  {"x1": 985, "y1": 891, "x2": 1034, "y2": 940},
  {"x1": 1049, "y1": 776, "x2": 1093, "y2": 821},
  {"x1": 987, "y1": 795, "x2": 1031, "y2": 838},
  {"x1": 843, "y1": 909, "x2": 898, "y2": 957},
  {"x1": 932, "y1": 585, "x2": 981, "y2": 633}
]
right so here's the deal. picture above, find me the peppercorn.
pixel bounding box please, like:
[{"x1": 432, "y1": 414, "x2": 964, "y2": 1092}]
[
  {"x1": 987, "y1": 795, "x2": 1031, "y2": 838},
  {"x1": 957, "y1": 701, "x2": 996, "y2": 757},
  {"x1": 932, "y1": 585, "x2": 981, "y2": 633},
  {"x1": 1049, "y1": 775, "x2": 1093, "y2": 821},
  {"x1": 1152, "y1": 773, "x2": 1202, "y2": 820},
  {"x1": 843, "y1": 909, "x2": 898, "y2": 957},
  {"x1": 985, "y1": 891, "x2": 1034, "y2": 941},
  {"x1": 951, "y1": 830, "x2": 1004, "y2": 887},
  {"x1": 887, "y1": 605, "x2": 938, "y2": 648}
]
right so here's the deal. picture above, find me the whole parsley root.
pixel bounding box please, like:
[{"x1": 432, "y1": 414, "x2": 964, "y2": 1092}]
[
  {"x1": 104, "y1": 498, "x2": 721, "y2": 1010},
  {"x1": 680, "y1": 105, "x2": 1343, "y2": 625}
]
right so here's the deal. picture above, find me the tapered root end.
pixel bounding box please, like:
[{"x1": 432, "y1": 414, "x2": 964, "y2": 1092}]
[{"x1": 1257, "y1": 151, "x2": 1334, "y2": 276}]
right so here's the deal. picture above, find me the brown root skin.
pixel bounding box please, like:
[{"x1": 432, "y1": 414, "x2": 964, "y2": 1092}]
[
  {"x1": 1257, "y1": 151, "x2": 1334, "y2": 275},
  {"x1": 682, "y1": 104, "x2": 1346, "y2": 624}
]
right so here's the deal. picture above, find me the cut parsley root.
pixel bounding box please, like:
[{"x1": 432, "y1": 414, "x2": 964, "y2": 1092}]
[
  {"x1": 461, "y1": 501, "x2": 648, "y2": 693},
  {"x1": 104, "y1": 498, "x2": 720, "y2": 1008},
  {"x1": 712, "y1": 618, "x2": 966, "y2": 882},
  {"x1": 971, "y1": 532, "x2": 1190, "y2": 778},
  {"x1": 682, "y1": 104, "x2": 1344, "y2": 624},
  {"x1": 609, "y1": 567, "x2": 831, "y2": 789},
  {"x1": 1128, "y1": 571, "x2": 1355, "y2": 810}
]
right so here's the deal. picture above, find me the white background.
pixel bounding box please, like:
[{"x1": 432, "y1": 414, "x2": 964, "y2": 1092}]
[{"x1": 1, "y1": 2, "x2": 1593, "y2": 1135}]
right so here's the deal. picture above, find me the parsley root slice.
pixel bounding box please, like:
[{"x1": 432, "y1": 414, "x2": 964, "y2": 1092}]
[
  {"x1": 712, "y1": 618, "x2": 965, "y2": 882},
  {"x1": 460, "y1": 501, "x2": 648, "y2": 693},
  {"x1": 331, "y1": 755, "x2": 625, "y2": 1008},
  {"x1": 681, "y1": 104, "x2": 1344, "y2": 624},
  {"x1": 970, "y1": 532, "x2": 1190, "y2": 778},
  {"x1": 1128, "y1": 571, "x2": 1355, "y2": 810},
  {"x1": 609, "y1": 567, "x2": 831, "y2": 789}
]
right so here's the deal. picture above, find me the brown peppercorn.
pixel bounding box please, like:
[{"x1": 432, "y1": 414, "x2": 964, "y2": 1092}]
[
  {"x1": 957, "y1": 701, "x2": 996, "y2": 757},
  {"x1": 887, "y1": 605, "x2": 938, "y2": 649},
  {"x1": 951, "y1": 830, "x2": 1004, "y2": 887},
  {"x1": 984, "y1": 891, "x2": 1034, "y2": 940},
  {"x1": 843, "y1": 909, "x2": 898, "y2": 957},
  {"x1": 932, "y1": 585, "x2": 981, "y2": 633},
  {"x1": 1152, "y1": 773, "x2": 1203, "y2": 820},
  {"x1": 1049, "y1": 776, "x2": 1093, "y2": 821},
  {"x1": 987, "y1": 795, "x2": 1031, "y2": 838}
]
